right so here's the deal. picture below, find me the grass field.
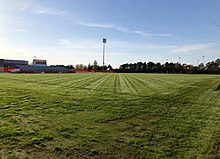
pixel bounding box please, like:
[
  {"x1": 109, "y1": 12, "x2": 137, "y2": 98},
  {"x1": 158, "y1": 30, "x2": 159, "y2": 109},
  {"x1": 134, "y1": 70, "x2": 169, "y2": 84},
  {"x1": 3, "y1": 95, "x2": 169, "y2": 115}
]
[{"x1": 0, "y1": 73, "x2": 220, "y2": 159}]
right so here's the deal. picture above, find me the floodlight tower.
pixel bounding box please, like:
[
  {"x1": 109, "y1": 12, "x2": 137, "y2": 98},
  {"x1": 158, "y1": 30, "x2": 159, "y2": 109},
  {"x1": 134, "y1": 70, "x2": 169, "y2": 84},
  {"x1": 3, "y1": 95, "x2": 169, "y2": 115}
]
[
  {"x1": 178, "y1": 57, "x2": 181, "y2": 73},
  {"x1": 178, "y1": 57, "x2": 181, "y2": 63},
  {"x1": 102, "y1": 38, "x2": 107, "y2": 72},
  {"x1": 202, "y1": 56, "x2": 205, "y2": 64},
  {"x1": 166, "y1": 59, "x2": 168, "y2": 73}
]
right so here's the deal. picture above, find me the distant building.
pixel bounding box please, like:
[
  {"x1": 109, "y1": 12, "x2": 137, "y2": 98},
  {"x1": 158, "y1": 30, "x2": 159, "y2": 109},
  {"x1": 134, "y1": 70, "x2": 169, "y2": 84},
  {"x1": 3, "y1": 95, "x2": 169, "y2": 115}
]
[
  {"x1": 0, "y1": 58, "x2": 74, "y2": 73},
  {"x1": 32, "y1": 59, "x2": 47, "y2": 66},
  {"x1": 15, "y1": 65, "x2": 73, "y2": 73},
  {"x1": 182, "y1": 64, "x2": 193, "y2": 74},
  {"x1": 0, "y1": 59, "x2": 28, "y2": 72}
]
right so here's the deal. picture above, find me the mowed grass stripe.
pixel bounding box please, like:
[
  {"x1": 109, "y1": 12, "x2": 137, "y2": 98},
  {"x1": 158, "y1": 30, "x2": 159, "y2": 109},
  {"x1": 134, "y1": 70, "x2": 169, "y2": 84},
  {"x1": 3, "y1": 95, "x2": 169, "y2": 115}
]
[
  {"x1": 126, "y1": 74, "x2": 157, "y2": 95},
  {"x1": 129, "y1": 74, "x2": 172, "y2": 93},
  {"x1": 87, "y1": 73, "x2": 116, "y2": 97},
  {"x1": 0, "y1": 73, "x2": 220, "y2": 158},
  {"x1": 140, "y1": 74, "x2": 184, "y2": 90},
  {"x1": 120, "y1": 74, "x2": 138, "y2": 95},
  {"x1": 3, "y1": 74, "x2": 70, "y2": 86},
  {"x1": 58, "y1": 74, "x2": 101, "y2": 88},
  {"x1": 85, "y1": 73, "x2": 111, "y2": 90},
  {"x1": 113, "y1": 74, "x2": 123, "y2": 96}
]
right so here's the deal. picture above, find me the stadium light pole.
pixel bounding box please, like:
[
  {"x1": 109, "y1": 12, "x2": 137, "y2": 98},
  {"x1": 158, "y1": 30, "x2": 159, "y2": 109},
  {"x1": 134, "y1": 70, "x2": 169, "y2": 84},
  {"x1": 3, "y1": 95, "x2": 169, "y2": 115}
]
[
  {"x1": 178, "y1": 57, "x2": 181, "y2": 63},
  {"x1": 178, "y1": 57, "x2": 181, "y2": 73},
  {"x1": 102, "y1": 38, "x2": 107, "y2": 72}
]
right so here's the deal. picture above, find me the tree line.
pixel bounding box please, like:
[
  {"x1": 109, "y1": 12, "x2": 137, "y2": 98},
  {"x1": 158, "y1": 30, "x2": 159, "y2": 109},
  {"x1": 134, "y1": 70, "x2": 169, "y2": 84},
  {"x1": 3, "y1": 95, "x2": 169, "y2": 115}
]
[
  {"x1": 116, "y1": 58, "x2": 220, "y2": 74},
  {"x1": 75, "y1": 60, "x2": 113, "y2": 71}
]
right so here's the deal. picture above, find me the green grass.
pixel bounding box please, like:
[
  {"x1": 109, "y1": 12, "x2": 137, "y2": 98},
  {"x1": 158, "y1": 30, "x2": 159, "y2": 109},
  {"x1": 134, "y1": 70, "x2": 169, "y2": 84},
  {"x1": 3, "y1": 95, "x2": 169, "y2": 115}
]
[{"x1": 0, "y1": 73, "x2": 220, "y2": 159}]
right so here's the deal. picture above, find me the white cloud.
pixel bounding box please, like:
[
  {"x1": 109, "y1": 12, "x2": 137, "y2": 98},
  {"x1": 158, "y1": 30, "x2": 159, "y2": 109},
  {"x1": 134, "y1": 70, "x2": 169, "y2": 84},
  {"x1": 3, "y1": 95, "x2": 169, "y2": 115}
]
[
  {"x1": 77, "y1": 21, "x2": 171, "y2": 38},
  {"x1": 58, "y1": 39, "x2": 73, "y2": 46},
  {"x1": 172, "y1": 43, "x2": 219, "y2": 53},
  {"x1": 16, "y1": 1, "x2": 66, "y2": 16},
  {"x1": 13, "y1": 29, "x2": 27, "y2": 32},
  {"x1": 58, "y1": 38, "x2": 100, "y2": 50},
  {"x1": 19, "y1": 2, "x2": 30, "y2": 11},
  {"x1": 134, "y1": 30, "x2": 171, "y2": 38},
  {"x1": 34, "y1": 8, "x2": 66, "y2": 15},
  {"x1": 77, "y1": 21, "x2": 113, "y2": 28},
  {"x1": 115, "y1": 26, "x2": 129, "y2": 33}
]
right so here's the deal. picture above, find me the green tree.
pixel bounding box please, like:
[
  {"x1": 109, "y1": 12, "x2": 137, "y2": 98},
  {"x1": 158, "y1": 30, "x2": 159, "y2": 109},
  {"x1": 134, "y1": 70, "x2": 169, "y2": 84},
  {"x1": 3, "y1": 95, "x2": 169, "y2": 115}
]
[
  {"x1": 155, "y1": 62, "x2": 161, "y2": 73},
  {"x1": 206, "y1": 61, "x2": 218, "y2": 70},
  {"x1": 87, "y1": 63, "x2": 92, "y2": 70},
  {"x1": 92, "y1": 60, "x2": 98, "y2": 70},
  {"x1": 107, "y1": 64, "x2": 113, "y2": 70},
  {"x1": 137, "y1": 62, "x2": 143, "y2": 72},
  {"x1": 147, "y1": 62, "x2": 155, "y2": 73},
  {"x1": 75, "y1": 64, "x2": 84, "y2": 69}
]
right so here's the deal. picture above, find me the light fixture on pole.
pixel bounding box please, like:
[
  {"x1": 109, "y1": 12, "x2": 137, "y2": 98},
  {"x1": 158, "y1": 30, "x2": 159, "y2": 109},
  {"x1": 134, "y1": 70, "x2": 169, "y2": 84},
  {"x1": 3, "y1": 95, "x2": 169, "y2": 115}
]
[
  {"x1": 178, "y1": 57, "x2": 181, "y2": 63},
  {"x1": 102, "y1": 38, "x2": 107, "y2": 72}
]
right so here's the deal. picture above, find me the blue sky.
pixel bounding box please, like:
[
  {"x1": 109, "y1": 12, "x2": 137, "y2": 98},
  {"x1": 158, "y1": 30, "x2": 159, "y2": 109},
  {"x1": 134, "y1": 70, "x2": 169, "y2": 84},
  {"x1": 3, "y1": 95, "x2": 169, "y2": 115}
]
[{"x1": 0, "y1": 0, "x2": 220, "y2": 68}]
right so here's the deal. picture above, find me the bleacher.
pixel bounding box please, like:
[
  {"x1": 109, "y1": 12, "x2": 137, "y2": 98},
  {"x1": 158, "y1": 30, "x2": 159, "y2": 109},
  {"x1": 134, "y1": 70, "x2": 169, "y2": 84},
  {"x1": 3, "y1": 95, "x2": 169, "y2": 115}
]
[{"x1": 16, "y1": 65, "x2": 72, "y2": 73}]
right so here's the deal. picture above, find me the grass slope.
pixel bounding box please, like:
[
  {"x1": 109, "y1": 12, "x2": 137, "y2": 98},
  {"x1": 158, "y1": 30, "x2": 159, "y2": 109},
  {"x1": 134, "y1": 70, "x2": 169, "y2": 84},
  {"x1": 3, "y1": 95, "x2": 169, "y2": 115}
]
[{"x1": 0, "y1": 73, "x2": 220, "y2": 158}]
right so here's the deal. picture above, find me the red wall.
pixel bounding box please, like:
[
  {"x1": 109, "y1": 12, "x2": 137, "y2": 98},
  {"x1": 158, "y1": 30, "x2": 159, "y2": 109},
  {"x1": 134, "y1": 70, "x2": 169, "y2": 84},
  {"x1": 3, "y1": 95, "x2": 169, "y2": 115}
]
[
  {"x1": 0, "y1": 67, "x2": 16, "y2": 72},
  {"x1": 0, "y1": 67, "x2": 4, "y2": 72},
  {"x1": 75, "y1": 69, "x2": 114, "y2": 73}
]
